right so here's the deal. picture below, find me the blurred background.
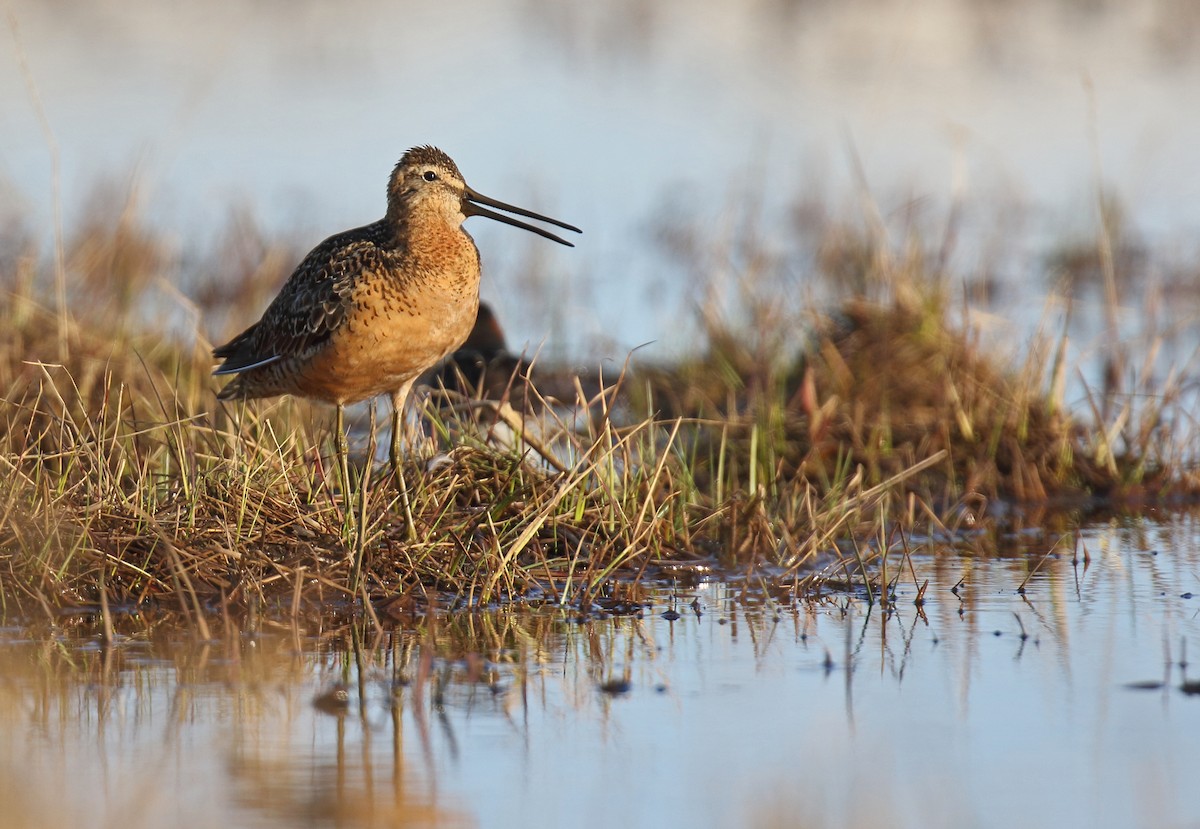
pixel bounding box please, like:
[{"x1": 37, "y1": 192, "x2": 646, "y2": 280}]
[{"x1": 3, "y1": 0, "x2": 1200, "y2": 362}]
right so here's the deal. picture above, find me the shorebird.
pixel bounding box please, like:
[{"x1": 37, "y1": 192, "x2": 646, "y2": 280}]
[{"x1": 212, "y1": 145, "x2": 580, "y2": 475}]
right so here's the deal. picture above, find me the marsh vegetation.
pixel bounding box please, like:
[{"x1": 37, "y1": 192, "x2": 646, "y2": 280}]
[{"x1": 1, "y1": 174, "x2": 1195, "y2": 622}]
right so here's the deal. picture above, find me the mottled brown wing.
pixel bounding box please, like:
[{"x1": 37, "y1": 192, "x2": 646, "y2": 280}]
[{"x1": 213, "y1": 224, "x2": 389, "y2": 376}]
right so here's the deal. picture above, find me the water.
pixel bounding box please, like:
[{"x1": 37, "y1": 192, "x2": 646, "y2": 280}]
[
  {"x1": 4, "y1": 515, "x2": 1200, "y2": 828},
  {"x1": 4, "y1": 0, "x2": 1200, "y2": 358}
]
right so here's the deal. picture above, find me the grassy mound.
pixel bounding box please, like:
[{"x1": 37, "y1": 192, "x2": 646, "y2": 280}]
[
  {"x1": 640, "y1": 290, "x2": 1187, "y2": 506},
  {"x1": 0, "y1": 197, "x2": 1195, "y2": 616}
]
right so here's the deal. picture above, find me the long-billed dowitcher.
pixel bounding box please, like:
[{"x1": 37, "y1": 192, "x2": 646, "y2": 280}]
[{"x1": 212, "y1": 145, "x2": 580, "y2": 473}]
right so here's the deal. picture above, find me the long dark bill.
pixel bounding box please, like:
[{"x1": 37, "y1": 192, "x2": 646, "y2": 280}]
[{"x1": 463, "y1": 186, "x2": 582, "y2": 247}]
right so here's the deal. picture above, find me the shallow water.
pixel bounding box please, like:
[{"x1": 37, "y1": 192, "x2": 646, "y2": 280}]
[
  {"x1": 4, "y1": 514, "x2": 1200, "y2": 828},
  {"x1": 5, "y1": 0, "x2": 1200, "y2": 357}
]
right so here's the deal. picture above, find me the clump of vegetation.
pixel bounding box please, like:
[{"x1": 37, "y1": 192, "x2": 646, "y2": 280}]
[
  {"x1": 0, "y1": 185, "x2": 1195, "y2": 618},
  {"x1": 641, "y1": 195, "x2": 1198, "y2": 508},
  {"x1": 643, "y1": 288, "x2": 1186, "y2": 505}
]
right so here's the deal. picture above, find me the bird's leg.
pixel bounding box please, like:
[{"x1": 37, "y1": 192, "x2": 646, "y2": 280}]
[
  {"x1": 388, "y1": 379, "x2": 415, "y2": 473},
  {"x1": 335, "y1": 402, "x2": 349, "y2": 477},
  {"x1": 350, "y1": 400, "x2": 378, "y2": 593},
  {"x1": 364, "y1": 397, "x2": 379, "y2": 478},
  {"x1": 390, "y1": 379, "x2": 417, "y2": 541},
  {"x1": 334, "y1": 401, "x2": 353, "y2": 527}
]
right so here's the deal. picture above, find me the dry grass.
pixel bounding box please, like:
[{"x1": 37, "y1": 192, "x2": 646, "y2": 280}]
[
  {"x1": 640, "y1": 289, "x2": 1191, "y2": 505},
  {"x1": 0, "y1": 186, "x2": 1196, "y2": 618},
  {"x1": 641, "y1": 188, "x2": 1200, "y2": 509}
]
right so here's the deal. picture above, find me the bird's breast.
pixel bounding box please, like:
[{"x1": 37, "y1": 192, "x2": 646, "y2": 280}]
[{"x1": 293, "y1": 224, "x2": 482, "y2": 404}]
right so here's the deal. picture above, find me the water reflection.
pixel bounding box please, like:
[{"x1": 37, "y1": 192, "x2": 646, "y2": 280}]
[{"x1": 3, "y1": 515, "x2": 1200, "y2": 827}]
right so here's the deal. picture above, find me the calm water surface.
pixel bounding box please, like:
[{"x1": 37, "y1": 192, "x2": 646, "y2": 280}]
[
  {"x1": 5, "y1": 0, "x2": 1200, "y2": 357},
  {"x1": 4, "y1": 515, "x2": 1200, "y2": 828}
]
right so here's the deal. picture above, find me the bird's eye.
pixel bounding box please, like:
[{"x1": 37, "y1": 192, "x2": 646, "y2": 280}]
[{"x1": 422, "y1": 170, "x2": 438, "y2": 182}]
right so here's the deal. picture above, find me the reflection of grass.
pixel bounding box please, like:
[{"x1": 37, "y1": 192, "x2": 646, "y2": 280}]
[
  {"x1": 0, "y1": 606, "x2": 667, "y2": 827},
  {"x1": 0, "y1": 187, "x2": 1195, "y2": 614},
  {"x1": 0, "y1": 620, "x2": 475, "y2": 828},
  {"x1": 0, "y1": 606, "x2": 680, "y2": 826}
]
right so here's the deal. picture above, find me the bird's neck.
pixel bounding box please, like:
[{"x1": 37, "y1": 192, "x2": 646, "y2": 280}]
[
  {"x1": 378, "y1": 212, "x2": 478, "y2": 286},
  {"x1": 383, "y1": 209, "x2": 468, "y2": 248}
]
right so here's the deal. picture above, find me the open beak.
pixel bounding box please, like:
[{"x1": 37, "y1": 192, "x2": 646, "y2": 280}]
[{"x1": 462, "y1": 186, "x2": 582, "y2": 247}]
